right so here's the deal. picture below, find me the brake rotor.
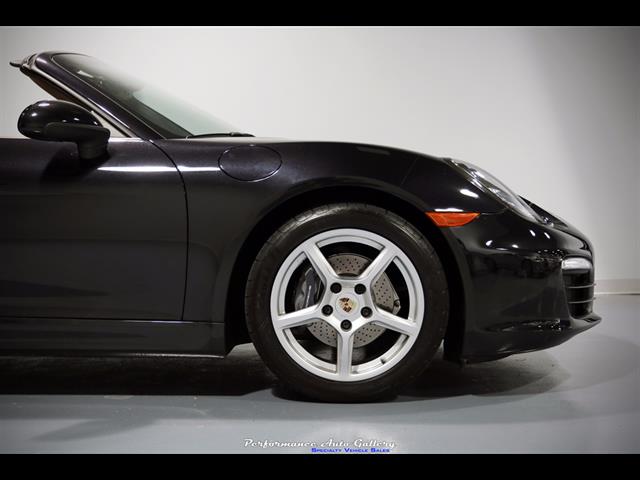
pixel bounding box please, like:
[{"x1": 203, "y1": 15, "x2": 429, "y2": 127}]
[{"x1": 296, "y1": 253, "x2": 400, "y2": 348}]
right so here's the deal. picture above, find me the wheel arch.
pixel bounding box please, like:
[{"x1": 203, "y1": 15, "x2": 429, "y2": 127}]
[{"x1": 224, "y1": 184, "x2": 467, "y2": 363}]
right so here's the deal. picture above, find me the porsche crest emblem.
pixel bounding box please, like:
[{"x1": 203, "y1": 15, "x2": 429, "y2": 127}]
[{"x1": 338, "y1": 297, "x2": 356, "y2": 313}]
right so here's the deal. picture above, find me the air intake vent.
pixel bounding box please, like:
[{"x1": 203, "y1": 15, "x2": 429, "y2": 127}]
[{"x1": 562, "y1": 271, "x2": 595, "y2": 318}]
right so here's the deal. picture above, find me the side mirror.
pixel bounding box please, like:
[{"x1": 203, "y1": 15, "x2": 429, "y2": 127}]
[{"x1": 18, "y1": 100, "x2": 110, "y2": 160}]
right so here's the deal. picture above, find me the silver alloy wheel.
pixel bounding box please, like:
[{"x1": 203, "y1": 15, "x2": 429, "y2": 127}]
[{"x1": 270, "y1": 228, "x2": 425, "y2": 382}]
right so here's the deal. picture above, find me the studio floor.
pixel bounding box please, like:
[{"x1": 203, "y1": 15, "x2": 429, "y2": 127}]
[{"x1": 0, "y1": 295, "x2": 637, "y2": 454}]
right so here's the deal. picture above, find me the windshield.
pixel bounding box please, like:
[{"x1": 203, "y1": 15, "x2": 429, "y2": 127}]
[{"x1": 52, "y1": 53, "x2": 240, "y2": 138}]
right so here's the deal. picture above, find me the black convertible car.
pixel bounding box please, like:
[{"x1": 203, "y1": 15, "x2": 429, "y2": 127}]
[{"x1": 0, "y1": 52, "x2": 599, "y2": 401}]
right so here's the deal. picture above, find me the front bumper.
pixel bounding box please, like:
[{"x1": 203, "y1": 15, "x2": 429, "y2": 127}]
[{"x1": 442, "y1": 206, "x2": 601, "y2": 363}]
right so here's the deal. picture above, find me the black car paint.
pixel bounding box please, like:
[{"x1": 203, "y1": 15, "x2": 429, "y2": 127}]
[
  {"x1": 0, "y1": 137, "x2": 186, "y2": 320},
  {"x1": 0, "y1": 52, "x2": 600, "y2": 362}
]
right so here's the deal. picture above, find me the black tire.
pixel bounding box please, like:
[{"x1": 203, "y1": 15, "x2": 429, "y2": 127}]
[{"x1": 245, "y1": 203, "x2": 449, "y2": 402}]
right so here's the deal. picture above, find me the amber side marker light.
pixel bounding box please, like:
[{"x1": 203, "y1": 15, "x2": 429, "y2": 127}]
[{"x1": 426, "y1": 212, "x2": 480, "y2": 227}]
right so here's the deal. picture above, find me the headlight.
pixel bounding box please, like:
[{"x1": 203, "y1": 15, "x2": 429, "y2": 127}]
[{"x1": 450, "y1": 159, "x2": 541, "y2": 223}]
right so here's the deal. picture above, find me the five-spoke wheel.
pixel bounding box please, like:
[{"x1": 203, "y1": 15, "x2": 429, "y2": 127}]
[{"x1": 270, "y1": 228, "x2": 424, "y2": 381}]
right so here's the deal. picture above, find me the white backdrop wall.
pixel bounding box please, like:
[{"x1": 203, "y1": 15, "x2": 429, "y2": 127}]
[{"x1": 1, "y1": 27, "x2": 638, "y2": 292}]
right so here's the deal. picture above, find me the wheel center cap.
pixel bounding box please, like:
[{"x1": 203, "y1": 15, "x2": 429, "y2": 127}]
[{"x1": 336, "y1": 295, "x2": 358, "y2": 315}]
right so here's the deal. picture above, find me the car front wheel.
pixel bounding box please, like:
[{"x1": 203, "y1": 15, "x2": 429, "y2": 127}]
[{"x1": 245, "y1": 203, "x2": 449, "y2": 402}]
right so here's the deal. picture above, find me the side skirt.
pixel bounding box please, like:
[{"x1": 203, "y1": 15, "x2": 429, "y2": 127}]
[{"x1": 0, "y1": 317, "x2": 226, "y2": 356}]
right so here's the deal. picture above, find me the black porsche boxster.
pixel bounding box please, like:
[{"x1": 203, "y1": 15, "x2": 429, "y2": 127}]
[{"x1": 0, "y1": 52, "x2": 600, "y2": 401}]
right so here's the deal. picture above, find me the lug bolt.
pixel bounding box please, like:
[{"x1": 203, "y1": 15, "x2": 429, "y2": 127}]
[
  {"x1": 330, "y1": 283, "x2": 342, "y2": 294},
  {"x1": 322, "y1": 305, "x2": 333, "y2": 316},
  {"x1": 361, "y1": 307, "x2": 372, "y2": 318},
  {"x1": 340, "y1": 320, "x2": 352, "y2": 331},
  {"x1": 355, "y1": 284, "x2": 366, "y2": 294}
]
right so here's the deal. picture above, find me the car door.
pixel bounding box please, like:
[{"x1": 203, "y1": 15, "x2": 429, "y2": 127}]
[{"x1": 0, "y1": 137, "x2": 186, "y2": 320}]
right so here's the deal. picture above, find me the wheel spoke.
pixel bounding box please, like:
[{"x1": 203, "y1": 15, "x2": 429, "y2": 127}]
[
  {"x1": 359, "y1": 247, "x2": 396, "y2": 284},
  {"x1": 370, "y1": 308, "x2": 419, "y2": 337},
  {"x1": 303, "y1": 243, "x2": 337, "y2": 282},
  {"x1": 336, "y1": 333, "x2": 354, "y2": 379},
  {"x1": 274, "y1": 305, "x2": 322, "y2": 330}
]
